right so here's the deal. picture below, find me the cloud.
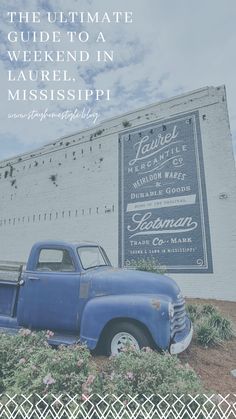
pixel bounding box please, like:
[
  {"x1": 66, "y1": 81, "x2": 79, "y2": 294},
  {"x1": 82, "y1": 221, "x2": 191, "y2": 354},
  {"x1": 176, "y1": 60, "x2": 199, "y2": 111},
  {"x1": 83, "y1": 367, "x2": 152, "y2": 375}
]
[
  {"x1": 0, "y1": 132, "x2": 30, "y2": 159},
  {"x1": 0, "y1": 0, "x2": 235, "y2": 162}
]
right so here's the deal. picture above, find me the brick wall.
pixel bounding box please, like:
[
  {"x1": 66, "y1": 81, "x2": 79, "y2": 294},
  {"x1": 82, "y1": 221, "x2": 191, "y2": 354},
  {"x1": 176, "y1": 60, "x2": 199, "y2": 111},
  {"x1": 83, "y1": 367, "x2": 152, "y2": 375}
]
[{"x1": 0, "y1": 85, "x2": 236, "y2": 300}]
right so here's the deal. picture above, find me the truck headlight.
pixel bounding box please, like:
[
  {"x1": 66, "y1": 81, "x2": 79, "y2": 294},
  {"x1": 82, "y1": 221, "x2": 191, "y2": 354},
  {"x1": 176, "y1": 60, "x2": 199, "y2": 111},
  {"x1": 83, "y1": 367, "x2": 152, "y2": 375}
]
[{"x1": 168, "y1": 303, "x2": 175, "y2": 319}]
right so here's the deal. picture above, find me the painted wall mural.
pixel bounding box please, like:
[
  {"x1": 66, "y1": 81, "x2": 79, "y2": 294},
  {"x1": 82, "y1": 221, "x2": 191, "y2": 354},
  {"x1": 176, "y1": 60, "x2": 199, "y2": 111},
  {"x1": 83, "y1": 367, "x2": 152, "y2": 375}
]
[{"x1": 119, "y1": 111, "x2": 213, "y2": 273}]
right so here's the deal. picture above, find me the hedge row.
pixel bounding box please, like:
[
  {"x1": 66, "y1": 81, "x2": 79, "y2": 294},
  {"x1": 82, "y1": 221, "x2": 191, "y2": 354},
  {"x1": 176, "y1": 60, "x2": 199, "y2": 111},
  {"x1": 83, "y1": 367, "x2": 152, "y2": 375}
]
[{"x1": 0, "y1": 330, "x2": 203, "y2": 398}]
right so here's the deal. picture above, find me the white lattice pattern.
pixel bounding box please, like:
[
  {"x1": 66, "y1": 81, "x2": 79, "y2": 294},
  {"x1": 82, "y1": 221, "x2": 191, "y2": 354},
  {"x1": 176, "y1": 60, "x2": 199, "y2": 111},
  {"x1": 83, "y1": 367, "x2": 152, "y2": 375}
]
[{"x1": 0, "y1": 394, "x2": 235, "y2": 419}]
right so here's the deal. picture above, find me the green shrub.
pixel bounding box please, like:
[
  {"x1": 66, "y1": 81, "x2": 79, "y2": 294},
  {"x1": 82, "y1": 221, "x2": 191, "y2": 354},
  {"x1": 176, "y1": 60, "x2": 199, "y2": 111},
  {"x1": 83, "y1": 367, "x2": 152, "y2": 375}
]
[
  {"x1": 0, "y1": 330, "x2": 48, "y2": 386},
  {"x1": 186, "y1": 304, "x2": 201, "y2": 323},
  {"x1": 208, "y1": 313, "x2": 234, "y2": 340},
  {"x1": 127, "y1": 257, "x2": 166, "y2": 274},
  {"x1": 195, "y1": 318, "x2": 222, "y2": 347},
  {"x1": 0, "y1": 331, "x2": 100, "y2": 396},
  {"x1": 186, "y1": 303, "x2": 218, "y2": 323},
  {"x1": 186, "y1": 303, "x2": 235, "y2": 347},
  {"x1": 101, "y1": 347, "x2": 203, "y2": 397},
  {"x1": 0, "y1": 330, "x2": 208, "y2": 417},
  {"x1": 0, "y1": 360, "x2": 4, "y2": 393},
  {"x1": 201, "y1": 304, "x2": 218, "y2": 316}
]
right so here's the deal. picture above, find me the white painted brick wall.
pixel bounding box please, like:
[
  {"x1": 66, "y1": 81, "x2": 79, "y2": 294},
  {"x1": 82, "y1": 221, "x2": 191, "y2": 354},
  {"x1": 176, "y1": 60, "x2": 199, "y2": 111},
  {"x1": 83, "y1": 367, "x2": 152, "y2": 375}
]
[{"x1": 1, "y1": 85, "x2": 236, "y2": 301}]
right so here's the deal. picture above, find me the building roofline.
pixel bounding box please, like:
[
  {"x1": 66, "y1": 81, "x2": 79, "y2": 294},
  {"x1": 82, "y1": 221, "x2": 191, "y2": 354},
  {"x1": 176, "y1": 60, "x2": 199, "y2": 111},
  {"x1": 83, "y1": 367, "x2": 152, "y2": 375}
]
[{"x1": 0, "y1": 84, "x2": 224, "y2": 166}]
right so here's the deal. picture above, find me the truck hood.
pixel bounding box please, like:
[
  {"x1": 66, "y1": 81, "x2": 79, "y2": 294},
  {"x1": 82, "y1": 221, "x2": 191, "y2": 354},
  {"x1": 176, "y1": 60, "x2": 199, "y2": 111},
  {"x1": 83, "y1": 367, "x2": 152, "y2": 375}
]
[{"x1": 84, "y1": 267, "x2": 181, "y2": 301}]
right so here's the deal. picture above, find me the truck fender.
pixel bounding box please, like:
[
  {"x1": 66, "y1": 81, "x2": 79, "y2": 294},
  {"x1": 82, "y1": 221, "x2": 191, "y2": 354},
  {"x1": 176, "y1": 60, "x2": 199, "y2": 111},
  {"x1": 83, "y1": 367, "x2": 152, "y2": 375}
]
[{"x1": 79, "y1": 294, "x2": 171, "y2": 350}]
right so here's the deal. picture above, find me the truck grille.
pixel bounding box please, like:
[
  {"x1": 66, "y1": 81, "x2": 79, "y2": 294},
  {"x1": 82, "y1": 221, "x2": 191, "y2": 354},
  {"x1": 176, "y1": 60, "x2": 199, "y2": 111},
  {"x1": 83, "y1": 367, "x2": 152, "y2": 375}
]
[{"x1": 170, "y1": 296, "x2": 186, "y2": 338}]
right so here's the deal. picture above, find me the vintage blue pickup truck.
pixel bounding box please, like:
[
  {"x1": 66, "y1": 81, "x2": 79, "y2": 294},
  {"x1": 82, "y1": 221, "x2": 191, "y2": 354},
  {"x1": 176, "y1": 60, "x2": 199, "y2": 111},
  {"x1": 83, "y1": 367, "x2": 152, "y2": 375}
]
[{"x1": 0, "y1": 241, "x2": 193, "y2": 355}]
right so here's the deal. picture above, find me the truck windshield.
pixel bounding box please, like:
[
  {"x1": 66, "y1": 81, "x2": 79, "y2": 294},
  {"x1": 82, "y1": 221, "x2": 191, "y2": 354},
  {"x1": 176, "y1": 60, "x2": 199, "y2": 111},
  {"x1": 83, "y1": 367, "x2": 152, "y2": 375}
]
[{"x1": 77, "y1": 246, "x2": 110, "y2": 270}]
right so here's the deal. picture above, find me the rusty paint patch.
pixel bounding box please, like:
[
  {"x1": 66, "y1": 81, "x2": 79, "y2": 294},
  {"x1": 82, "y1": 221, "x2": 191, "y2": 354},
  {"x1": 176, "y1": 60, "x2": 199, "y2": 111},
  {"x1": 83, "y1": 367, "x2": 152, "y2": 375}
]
[{"x1": 151, "y1": 299, "x2": 161, "y2": 310}]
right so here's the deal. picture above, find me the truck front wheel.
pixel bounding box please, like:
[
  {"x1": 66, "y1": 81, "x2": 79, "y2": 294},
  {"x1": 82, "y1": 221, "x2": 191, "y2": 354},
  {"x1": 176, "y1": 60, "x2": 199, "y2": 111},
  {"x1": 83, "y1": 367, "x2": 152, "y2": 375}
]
[{"x1": 105, "y1": 322, "x2": 151, "y2": 356}]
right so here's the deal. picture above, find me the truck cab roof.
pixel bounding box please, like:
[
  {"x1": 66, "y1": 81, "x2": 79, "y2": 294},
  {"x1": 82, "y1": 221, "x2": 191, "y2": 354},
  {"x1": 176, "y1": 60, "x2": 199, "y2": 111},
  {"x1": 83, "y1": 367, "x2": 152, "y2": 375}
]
[{"x1": 27, "y1": 240, "x2": 108, "y2": 272}]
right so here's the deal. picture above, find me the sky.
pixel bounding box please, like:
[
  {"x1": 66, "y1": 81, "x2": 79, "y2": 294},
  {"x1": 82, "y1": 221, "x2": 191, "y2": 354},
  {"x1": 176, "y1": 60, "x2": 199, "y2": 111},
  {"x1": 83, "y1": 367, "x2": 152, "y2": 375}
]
[{"x1": 0, "y1": 0, "x2": 236, "y2": 161}]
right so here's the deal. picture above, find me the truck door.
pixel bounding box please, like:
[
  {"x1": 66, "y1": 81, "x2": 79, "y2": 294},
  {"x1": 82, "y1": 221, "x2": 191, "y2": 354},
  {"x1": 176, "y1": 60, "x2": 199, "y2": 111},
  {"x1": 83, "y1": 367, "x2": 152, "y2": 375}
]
[{"x1": 17, "y1": 247, "x2": 80, "y2": 332}]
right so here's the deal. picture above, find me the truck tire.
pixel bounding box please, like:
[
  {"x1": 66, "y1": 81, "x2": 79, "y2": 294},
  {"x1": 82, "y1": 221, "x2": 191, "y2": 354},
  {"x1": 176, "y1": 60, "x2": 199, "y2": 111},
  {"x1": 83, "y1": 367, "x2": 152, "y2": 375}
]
[{"x1": 104, "y1": 321, "x2": 151, "y2": 356}]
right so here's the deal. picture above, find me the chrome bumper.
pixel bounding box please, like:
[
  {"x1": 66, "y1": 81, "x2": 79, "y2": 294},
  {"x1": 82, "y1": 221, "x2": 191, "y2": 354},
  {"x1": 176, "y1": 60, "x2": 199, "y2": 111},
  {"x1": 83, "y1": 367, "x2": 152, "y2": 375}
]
[{"x1": 169, "y1": 323, "x2": 193, "y2": 355}]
